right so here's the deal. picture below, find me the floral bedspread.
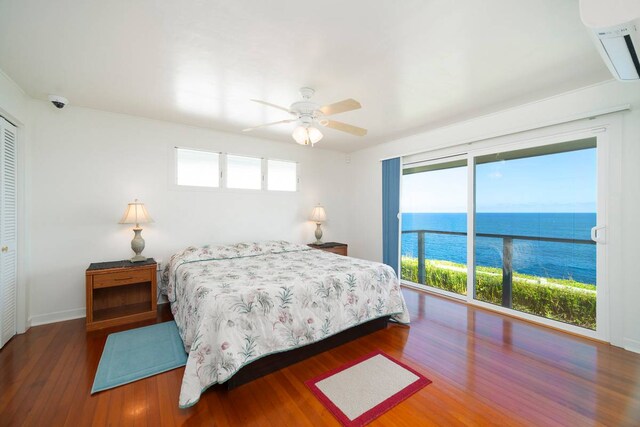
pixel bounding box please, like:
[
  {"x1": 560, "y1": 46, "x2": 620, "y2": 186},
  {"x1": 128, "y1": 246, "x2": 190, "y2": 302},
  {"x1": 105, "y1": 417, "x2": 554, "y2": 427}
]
[{"x1": 160, "y1": 241, "x2": 410, "y2": 408}]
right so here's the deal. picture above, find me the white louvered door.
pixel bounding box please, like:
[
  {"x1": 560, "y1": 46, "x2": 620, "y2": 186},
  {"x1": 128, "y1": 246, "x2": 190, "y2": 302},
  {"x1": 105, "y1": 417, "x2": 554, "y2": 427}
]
[{"x1": 0, "y1": 118, "x2": 17, "y2": 348}]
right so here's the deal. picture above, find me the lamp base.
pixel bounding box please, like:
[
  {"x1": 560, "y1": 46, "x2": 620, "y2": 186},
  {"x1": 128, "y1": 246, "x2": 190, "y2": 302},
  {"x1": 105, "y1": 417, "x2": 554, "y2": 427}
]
[
  {"x1": 130, "y1": 228, "x2": 146, "y2": 263},
  {"x1": 314, "y1": 223, "x2": 323, "y2": 245}
]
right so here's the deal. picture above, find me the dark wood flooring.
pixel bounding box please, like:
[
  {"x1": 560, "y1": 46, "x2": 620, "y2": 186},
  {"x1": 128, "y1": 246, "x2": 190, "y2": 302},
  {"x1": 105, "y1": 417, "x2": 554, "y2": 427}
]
[{"x1": 1, "y1": 288, "x2": 639, "y2": 426}]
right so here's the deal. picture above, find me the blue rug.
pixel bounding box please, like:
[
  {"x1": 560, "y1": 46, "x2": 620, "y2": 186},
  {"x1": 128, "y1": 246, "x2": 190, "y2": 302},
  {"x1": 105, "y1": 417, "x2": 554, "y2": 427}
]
[{"x1": 91, "y1": 321, "x2": 188, "y2": 393}]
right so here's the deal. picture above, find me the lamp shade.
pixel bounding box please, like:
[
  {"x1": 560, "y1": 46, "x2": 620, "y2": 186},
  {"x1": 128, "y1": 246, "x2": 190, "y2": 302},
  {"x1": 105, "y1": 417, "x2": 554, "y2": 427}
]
[
  {"x1": 292, "y1": 126, "x2": 323, "y2": 146},
  {"x1": 119, "y1": 199, "x2": 153, "y2": 226},
  {"x1": 310, "y1": 205, "x2": 327, "y2": 223}
]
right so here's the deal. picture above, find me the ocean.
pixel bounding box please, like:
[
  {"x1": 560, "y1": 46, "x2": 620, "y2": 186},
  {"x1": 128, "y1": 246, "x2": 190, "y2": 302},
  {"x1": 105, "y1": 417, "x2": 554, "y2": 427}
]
[{"x1": 401, "y1": 212, "x2": 597, "y2": 284}]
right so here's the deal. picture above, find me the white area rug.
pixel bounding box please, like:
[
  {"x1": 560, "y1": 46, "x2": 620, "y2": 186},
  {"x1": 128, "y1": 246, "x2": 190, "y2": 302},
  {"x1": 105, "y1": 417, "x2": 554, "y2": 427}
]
[{"x1": 305, "y1": 351, "x2": 431, "y2": 426}]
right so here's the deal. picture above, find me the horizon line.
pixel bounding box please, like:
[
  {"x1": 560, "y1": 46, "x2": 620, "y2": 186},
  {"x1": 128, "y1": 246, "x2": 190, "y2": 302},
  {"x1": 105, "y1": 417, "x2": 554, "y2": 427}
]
[{"x1": 403, "y1": 211, "x2": 597, "y2": 214}]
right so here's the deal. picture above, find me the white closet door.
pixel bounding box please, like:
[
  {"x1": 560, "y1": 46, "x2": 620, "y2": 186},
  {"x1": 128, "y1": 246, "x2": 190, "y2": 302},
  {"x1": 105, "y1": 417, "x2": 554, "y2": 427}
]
[{"x1": 0, "y1": 118, "x2": 17, "y2": 348}]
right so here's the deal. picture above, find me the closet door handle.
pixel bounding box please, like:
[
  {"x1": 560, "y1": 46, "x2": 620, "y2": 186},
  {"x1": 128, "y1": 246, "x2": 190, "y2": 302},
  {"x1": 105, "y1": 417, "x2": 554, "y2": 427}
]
[{"x1": 1, "y1": 246, "x2": 8, "y2": 253}]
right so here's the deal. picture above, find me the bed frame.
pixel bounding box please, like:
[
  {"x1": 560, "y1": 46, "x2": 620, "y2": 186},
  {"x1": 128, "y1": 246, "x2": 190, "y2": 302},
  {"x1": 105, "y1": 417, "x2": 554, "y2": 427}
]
[{"x1": 224, "y1": 315, "x2": 391, "y2": 389}]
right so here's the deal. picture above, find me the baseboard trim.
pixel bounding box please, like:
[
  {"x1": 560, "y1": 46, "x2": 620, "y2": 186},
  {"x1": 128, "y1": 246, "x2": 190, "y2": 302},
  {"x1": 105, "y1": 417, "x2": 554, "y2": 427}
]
[
  {"x1": 29, "y1": 308, "x2": 86, "y2": 327},
  {"x1": 623, "y1": 338, "x2": 640, "y2": 354}
]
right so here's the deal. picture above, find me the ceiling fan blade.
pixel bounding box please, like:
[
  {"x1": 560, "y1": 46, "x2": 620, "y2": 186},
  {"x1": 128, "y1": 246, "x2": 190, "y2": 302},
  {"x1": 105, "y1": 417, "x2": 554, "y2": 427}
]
[
  {"x1": 250, "y1": 99, "x2": 291, "y2": 113},
  {"x1": 242, "y1": 119, "x2": 295, "y2": 132},
  {"x1": 319, "y1": 98, "x2": 361, "y2": 116},
  {"x1": 321, "y1": 120, "x2": 368, "y2": 136}
]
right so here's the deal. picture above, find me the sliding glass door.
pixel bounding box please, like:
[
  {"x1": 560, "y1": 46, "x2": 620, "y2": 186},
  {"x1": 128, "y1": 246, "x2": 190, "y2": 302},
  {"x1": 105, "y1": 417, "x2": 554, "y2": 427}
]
[
  {"x1": 400, "y1": 131, "x2": 607, "y2": 338},
  {"x1": 473, "y1": 139, "x2": 599, "y2": 330},
  {"x1": 401, "y1": 157, "x2": 468, "y2": 297}
]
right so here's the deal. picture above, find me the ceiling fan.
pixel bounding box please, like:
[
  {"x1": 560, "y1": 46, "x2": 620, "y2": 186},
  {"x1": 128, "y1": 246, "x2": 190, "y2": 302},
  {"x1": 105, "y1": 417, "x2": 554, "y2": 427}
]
[{"x1": 242, "y1": 87, "x2": 367, "y2": 146}]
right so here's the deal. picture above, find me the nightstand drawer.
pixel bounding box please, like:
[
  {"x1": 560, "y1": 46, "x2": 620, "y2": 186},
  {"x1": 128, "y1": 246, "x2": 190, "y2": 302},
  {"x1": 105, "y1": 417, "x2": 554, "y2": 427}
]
[
  {"x1": 307, "y1": 242, "x2": 348, "y2": 256},
  {"x1": 93, "y1": 269, "x2": 152, "y2": 289},
  {"x1": 323, "y1": 246, "x2": 347, "y2": 256}
]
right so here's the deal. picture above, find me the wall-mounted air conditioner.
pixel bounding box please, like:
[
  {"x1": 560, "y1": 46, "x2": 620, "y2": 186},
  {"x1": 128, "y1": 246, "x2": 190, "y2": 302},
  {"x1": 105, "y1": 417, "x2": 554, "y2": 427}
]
[{"x1": 580, "y1": 0, "x2": 640, "y2": 82}]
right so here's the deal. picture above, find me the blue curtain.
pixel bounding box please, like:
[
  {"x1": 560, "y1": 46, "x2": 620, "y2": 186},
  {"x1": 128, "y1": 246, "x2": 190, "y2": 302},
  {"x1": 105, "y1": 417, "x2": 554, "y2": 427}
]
[{"x1": 382, "y1": 158, "x2": 401, "y2": 274}]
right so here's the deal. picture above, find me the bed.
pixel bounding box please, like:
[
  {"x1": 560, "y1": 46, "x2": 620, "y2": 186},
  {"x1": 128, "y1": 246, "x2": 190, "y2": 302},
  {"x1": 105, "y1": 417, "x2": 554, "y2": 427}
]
[{"x1": 161, "y1": 240, "x2": 410, "y2": 408}]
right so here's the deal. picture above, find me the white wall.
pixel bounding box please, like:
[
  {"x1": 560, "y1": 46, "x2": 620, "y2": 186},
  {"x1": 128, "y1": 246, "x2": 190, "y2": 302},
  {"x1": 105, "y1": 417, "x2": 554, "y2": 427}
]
[
  {"x1": 22, "y1": 100, "x2": 349, "y2": 325},
  {"x1": 0, "y1": 70, "x2": 28, "y2": 124},
  {"x1": 347, "y1": 79, "x2": 640, "y2": 352}
]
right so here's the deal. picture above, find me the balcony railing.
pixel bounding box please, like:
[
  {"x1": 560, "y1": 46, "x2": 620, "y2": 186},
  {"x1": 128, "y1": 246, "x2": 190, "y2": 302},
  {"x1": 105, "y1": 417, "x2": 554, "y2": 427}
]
[{"x1": 401, "y1": 229, "x2": 595, "y2": 308}]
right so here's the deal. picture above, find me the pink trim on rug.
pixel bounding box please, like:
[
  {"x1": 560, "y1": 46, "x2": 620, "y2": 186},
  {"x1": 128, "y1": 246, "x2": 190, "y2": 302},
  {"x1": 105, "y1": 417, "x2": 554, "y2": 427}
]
[{"x1": 305, "y1": 350, "x2": 432, "y2": 427}]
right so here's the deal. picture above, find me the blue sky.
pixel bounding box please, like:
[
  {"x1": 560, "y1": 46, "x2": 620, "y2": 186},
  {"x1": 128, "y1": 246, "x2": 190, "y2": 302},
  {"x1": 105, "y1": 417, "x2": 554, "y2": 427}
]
[{"x1": 402, "y1": 148, "x2": 597, "y2": 213}]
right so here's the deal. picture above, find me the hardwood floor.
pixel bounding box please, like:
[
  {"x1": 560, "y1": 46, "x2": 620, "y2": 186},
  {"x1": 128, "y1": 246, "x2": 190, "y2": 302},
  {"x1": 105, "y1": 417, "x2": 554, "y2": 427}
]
[{"x1": 1, "y1": 288, "x2": 639, "y2": 426}]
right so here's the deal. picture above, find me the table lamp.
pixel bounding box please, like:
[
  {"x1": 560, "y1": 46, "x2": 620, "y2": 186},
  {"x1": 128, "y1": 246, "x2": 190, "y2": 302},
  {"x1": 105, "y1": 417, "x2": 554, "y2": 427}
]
[
  {"x1": 119, "y1": 199, "x2": 153, "y2": 262},
  {"x1": 310, "y1": 204, "x2": 327, "y2": 244}
]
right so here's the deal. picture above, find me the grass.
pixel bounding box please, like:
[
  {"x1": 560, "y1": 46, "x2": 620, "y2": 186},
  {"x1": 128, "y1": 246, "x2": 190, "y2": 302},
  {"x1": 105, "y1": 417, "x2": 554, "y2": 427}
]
[{"x1": 401, "y1": 257, "x2": 596, "y2": 330}]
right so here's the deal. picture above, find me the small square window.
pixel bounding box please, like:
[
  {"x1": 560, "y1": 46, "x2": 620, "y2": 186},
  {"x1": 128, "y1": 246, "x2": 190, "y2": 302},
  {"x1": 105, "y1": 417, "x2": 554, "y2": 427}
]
[
  {"x1": 176, "y1": 148, "x2": 219, "y2": 188},
  {"x1": 268, "y1": 160, "x2": 297, "y2": 191},
  {"x1": 227, "y1": 155, "x2": 262, "y2": 190}
]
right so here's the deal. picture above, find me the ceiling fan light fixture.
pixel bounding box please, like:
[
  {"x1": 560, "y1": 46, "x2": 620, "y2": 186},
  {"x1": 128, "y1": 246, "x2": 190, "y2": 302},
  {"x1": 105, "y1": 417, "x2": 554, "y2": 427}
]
[
  {"x1": 246, "y1": 88, "x2": 367, "y2": 143},
  {"x1": 292, "y1": 125, "x2": 323, "y2": 146}
]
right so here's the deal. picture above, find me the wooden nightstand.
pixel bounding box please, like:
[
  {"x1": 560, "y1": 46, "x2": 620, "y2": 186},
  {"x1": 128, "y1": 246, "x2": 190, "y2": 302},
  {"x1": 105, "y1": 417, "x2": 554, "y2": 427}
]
[
  {"x1": 308, "y1": 242, "x2": 348, "y2": 256},
  {"x1": 85, "y1": 259, "x2": 157, "y2": 331}
]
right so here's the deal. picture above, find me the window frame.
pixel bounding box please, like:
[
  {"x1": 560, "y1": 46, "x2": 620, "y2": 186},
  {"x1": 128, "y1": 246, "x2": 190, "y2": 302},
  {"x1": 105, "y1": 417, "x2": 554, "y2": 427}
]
[
  {"x1": 174, "y1": 146, "x2": 222, "y2": 191},
  {"x1": 266, "y1": 158, "x2": 299, "y2": 193},
  {"x1": 173, "y1": 147, "x2": 300, "y2": 193},
  {"x1": 224, "y1": 153, "x2": 264, "y2": 191}
]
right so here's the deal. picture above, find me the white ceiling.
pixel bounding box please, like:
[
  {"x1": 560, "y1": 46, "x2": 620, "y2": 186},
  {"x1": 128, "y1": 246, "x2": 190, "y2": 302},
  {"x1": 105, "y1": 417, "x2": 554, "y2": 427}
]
[{"x1": 0, "y1": 0, "x2": 611, "y2": 152}]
